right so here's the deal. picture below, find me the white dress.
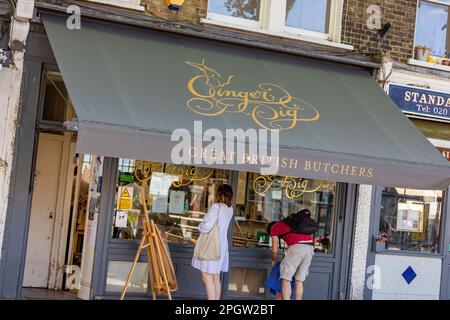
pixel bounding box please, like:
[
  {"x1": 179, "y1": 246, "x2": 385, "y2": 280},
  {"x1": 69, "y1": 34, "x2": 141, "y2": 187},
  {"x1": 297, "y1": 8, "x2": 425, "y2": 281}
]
[{"x1": 191, "y1": 203, "x2": 233, "y2": 274}]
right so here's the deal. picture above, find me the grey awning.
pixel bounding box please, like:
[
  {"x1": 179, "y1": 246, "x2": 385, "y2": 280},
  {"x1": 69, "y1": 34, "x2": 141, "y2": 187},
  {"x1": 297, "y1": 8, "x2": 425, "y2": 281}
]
[{"x1": 42, "y1": 14, "x2": 450, "y2": 189}]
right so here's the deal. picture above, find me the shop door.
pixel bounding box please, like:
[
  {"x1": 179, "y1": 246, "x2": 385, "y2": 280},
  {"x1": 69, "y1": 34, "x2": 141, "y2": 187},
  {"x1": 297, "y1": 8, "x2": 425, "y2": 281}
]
[{"x1": 23, "y1": 134, "x2": 64, "y2": 287}]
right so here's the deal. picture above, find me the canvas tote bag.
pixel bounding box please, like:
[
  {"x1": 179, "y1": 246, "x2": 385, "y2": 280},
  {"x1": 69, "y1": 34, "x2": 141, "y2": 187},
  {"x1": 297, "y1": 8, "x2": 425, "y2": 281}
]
[{"x1": 194, "y1": 205, "x2": 222, "y2": 261}]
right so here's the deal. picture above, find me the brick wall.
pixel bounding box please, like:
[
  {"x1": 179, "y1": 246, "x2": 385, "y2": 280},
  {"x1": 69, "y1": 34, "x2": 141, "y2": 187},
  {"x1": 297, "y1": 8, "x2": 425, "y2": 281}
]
[
  {"x1": 342, "y1": 0, "x2": 417, "y2": 63},
  {"x1": 142, "y1": 0, "x2": 418, "y2": 64}
]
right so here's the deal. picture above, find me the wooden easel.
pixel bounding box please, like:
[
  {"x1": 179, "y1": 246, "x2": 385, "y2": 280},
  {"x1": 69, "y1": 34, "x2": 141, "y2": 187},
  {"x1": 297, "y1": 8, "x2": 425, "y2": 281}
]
[{"x1": 120, "y1": 187, "x2": 177, "y2": 300}]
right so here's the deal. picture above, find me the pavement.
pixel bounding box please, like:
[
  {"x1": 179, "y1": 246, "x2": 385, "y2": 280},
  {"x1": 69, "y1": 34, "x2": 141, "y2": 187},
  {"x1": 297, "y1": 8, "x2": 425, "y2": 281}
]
[{"x1": 21, "y1": 287, "x2": 80, "y2": 300}]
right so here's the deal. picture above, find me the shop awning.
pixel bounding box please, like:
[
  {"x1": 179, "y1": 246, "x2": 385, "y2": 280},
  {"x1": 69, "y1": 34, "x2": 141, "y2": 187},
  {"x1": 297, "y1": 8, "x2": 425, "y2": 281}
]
[{"x1": 42, "y1": 14, "x2": 450, "y2": 189}]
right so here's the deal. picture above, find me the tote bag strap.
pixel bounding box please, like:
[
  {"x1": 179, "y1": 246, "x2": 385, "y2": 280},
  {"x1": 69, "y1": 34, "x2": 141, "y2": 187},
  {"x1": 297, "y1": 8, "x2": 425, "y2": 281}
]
[{"x1": 214, "y1": 204, "x2": 221, "y2": 226}]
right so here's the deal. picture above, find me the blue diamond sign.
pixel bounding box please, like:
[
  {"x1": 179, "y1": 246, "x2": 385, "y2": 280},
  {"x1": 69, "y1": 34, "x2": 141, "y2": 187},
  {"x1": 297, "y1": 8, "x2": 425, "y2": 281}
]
[{"x1": 402, "y1": 266, "x2": 417, "y2": 285}]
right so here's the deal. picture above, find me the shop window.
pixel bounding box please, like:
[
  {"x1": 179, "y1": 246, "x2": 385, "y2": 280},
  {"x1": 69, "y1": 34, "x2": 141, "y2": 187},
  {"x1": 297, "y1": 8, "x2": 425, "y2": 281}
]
[
  {"x1": 205, "y1": 0, "x2": 343, "y2": 43},
  {"x1": 112, "y1": 159, "x2": 230, "y2": 244},
  {"x1": 233, "y1": 172, "x2": 336, "y2": 253},
  {"x1": 413, "y1": 0, "x2": 450, "y2": 62},
  {"x1": 228, "y1": 267, "x2": 266, "y2": 297},
  {"x1": 379, "y1": 187, "x2": 443, "y2": 253},
  {"x1": 111, "y1": 159, "x2": 336, "y2": 252}
]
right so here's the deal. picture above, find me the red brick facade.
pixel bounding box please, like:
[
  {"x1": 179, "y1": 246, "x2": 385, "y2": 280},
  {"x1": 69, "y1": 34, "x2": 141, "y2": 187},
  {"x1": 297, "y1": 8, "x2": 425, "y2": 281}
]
[
  {"x1": 143, "y1": 0, "x2": 206, "y2": 24},
  {"x1": 341, "y1": 0, "x2": 417, "y2": 63}
]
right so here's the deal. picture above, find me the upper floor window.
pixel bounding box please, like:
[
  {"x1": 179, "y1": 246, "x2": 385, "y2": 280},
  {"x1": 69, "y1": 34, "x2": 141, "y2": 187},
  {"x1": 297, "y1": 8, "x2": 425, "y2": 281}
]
[
  {"x1": 285, "y1": 0, "x2": 331, "y2": 35},
  {"x1": 206, "y1": 0, "x2": 343, "y2": 43},
  {"x1": 208, "y1": 0, "x2": 262, "y2": 24},
  {"x1": 414, "y1": 0, "x2": 450, "y2": 60},
  {"x1": 87, "y1": 0, "x2": 145, "y2": 11}
]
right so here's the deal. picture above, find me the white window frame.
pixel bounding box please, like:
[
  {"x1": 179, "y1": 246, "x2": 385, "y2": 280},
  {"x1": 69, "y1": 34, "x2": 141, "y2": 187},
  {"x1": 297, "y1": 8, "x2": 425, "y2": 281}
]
[
  {"x1": 206, "y1": 12, "x2": 262, "y2": 29},
  {"x1": 87, "y1": 0, "x2": 145, "y2": 11},
  {"x1": 409, "y1": 0, "x2": 450, "y2": 71},
  {"x1": 204, "y1": 0, "x2": 346, "y2": 46}
]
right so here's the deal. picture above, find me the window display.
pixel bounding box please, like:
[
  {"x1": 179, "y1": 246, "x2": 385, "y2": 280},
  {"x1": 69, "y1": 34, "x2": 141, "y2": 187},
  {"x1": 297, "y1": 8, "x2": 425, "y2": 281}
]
[
  {"x1": 233, "y1": 172, "x2": 336, "y2": 253},
  {"x1": 112, "y1": 160, "x2": 336, "y2": 254},
  {"x1": 112, "y1": 159, "x2": 230, "y2": 244},
  {"x1": 379, "y1": 187, "x2": 443, "y2": 253}
]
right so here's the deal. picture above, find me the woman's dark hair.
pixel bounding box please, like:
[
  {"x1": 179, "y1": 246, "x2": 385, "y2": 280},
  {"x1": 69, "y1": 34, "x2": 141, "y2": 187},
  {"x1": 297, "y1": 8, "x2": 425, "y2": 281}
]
[{"x1": 217, "y1": 184, "x2": 233, "y2": 207}]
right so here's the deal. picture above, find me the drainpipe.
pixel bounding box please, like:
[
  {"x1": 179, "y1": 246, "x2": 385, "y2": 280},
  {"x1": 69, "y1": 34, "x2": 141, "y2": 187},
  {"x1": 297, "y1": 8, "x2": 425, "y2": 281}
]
[
  {"x1": 377, "y1": 52, "x2": 393, "y2": 90},
  {"x1": 0, "y1": 0, "x2": 35, "y2": 262}
]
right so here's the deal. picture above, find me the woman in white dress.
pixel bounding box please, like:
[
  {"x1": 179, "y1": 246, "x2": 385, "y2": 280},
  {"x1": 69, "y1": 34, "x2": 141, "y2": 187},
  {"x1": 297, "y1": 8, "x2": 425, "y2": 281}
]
[{"x1": 191, "y1": 184, "x2": 234, "y2": 300}]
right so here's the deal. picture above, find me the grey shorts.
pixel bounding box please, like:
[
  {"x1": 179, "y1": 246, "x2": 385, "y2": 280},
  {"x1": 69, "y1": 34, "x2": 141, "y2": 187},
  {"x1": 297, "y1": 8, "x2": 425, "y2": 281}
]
[{"x1": 280, "y1": 243, "x2": 314, "y2": 282}]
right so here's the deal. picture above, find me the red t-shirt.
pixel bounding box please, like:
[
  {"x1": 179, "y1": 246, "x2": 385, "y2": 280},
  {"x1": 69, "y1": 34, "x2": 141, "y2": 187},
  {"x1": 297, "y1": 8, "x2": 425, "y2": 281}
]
[{"x1": 269, "y1": 221, "x2": 314, "y2": 246}]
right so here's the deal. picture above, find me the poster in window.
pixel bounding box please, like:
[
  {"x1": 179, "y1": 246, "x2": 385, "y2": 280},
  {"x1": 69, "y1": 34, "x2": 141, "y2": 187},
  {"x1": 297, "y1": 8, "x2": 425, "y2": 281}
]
[
  {"x1": 117, "y1": 186, "x2": 133, "y2": 211},
  {"x1": 236, "y1": 172, "x2": 247, "y2": 205},
  {"x1": 271, "y1": 189, "x2": 282, "y2": 200},
  {"x1": 86, "y1": 218, "x2": 97, "y2": 245},
  {"x1": 169, "y1": 190, "x2": 185, "y2": 214},
  {"x1": 149, "y1": 173, "x2": 172, "y2": 197},
  {"x1": 152, "y1": 196, "x2": 168, "y2": 213},
  {"x1": 396, "y1": 203, "x2": 424, "y2": 232},
  {"x1": 115, "y1": 210, "x2": 128, "y2": 228}
]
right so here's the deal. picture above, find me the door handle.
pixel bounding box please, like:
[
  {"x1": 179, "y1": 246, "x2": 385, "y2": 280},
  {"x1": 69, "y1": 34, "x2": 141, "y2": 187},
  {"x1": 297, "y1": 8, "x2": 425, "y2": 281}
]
[{"x1": 49, "y1": 211, "x2": 54, "y2": 219}]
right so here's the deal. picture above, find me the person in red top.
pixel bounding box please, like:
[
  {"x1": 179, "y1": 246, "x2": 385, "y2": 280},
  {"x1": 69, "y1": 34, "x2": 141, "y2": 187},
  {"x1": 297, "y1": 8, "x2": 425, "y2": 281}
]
[{"x1": 269, "y1": 209, "x2": 315, "y2": 300}]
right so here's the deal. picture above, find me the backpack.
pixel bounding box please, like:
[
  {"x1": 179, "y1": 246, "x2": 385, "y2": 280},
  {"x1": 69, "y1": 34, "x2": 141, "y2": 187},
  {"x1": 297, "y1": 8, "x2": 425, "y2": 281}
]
[
  {"x1": 267, "y1": 210, "x2": 318, "y2": 249},
  {"x1": 281, "y1": 209, "x2": 319, "y2": 236}
]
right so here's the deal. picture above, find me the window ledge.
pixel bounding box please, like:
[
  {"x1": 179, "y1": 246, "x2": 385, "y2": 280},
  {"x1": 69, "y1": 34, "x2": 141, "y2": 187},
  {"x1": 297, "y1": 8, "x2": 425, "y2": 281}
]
[
  {"x1": 375, "y1": 250, "x2": 444, "y2": 259},
  {"x1": 200, "y1": 18, "x2": 354, "y2": 51},
  {"x1": 408, "y1": 58, "x2": 450, "y2": 73},
  {"x1": 86, "y1": 0, "x2": 145, "y2": 12}
]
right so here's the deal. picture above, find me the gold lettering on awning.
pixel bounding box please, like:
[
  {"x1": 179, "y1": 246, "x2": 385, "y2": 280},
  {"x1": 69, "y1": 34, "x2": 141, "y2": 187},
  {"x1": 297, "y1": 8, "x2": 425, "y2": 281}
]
[{"x1": 185, "y1": 60, "x2": 320, "y2": 131}]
